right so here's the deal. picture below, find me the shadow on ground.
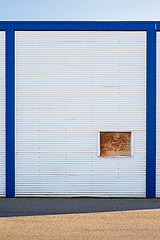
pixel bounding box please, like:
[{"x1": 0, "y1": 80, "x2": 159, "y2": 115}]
[{"x1": 0, "y1": 198, "x2": 160, "y2": 217}]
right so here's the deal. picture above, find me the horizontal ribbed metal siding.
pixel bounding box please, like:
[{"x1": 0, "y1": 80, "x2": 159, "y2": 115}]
[
  {"x1": 15, "y1": 31, "x2": 146, "y2": 197},
  {"x1": 0, "y1": 32, "x2": 5, "y2": 196},
  {"x1": 156, "y1": 32, "x2": 160, "y2": 197}
]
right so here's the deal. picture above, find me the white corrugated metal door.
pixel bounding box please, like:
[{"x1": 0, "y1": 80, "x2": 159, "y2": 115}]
[
  {"x1": 156, "y1": 32, "x2": 160, "y2": 197},
  {"x1": 0, "y1": 32, "x2": 5, "y2": 196},
  {"x1": 15, "y1": 31, "x2": 146, "y2": 197}
]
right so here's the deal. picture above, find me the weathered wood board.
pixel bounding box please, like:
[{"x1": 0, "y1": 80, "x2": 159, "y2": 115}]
[{"x1": 100, "y1": 132, "x2": 131, "y2": 157}]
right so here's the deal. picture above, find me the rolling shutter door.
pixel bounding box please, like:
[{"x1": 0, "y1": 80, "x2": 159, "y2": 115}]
[
  {"x1": 0, "y1": 32, "x2": 5, "y2": 196},
  {"x1": 15, "y1": 31, "x2": 146, "y2": 197},
  {"x1": 156, "y1": 32, "x2": 160, "y2": 197}
]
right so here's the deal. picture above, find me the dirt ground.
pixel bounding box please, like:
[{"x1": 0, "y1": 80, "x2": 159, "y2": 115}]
[{"x1": 0, "y1": 209, "x2": 160, "y2": 240}]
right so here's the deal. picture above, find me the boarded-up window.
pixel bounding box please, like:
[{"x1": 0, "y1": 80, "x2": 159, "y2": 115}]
[{"x1": 99, "y1": 132, "x2": 131, "y2": 157}]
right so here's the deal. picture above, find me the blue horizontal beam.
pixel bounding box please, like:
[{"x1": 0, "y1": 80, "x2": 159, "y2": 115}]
[{"x1": 0, "y1": 21, "x2": 157, "y2": 31}]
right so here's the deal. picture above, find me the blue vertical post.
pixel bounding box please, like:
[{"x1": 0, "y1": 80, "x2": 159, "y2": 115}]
[
  {"x1": 146, "y1": 24, "x2": 156, "y2": 198},
  {"x1": 6, "y1": 24, "x2": 15, "y2": 197}
]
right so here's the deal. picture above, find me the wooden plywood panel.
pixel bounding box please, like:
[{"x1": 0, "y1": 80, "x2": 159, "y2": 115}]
[{"x1": 100, "y1": 132, "x2": 131, "y2": 157}]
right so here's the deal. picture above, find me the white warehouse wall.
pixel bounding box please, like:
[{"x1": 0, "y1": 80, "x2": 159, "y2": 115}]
[
  {"x1": 0, "y1": 32, "x2": 6, "y2": 196},
  {"x1": 15, "y1": 31, "x2": 146, "y2": 197},
  {"x1": 156, "y1": 32, "x2": 160, "y2": 197}
]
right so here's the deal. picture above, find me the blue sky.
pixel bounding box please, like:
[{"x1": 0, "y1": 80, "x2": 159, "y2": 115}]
[{"x1": 1, "y1": 0, "x2": 160, "y2": 21}]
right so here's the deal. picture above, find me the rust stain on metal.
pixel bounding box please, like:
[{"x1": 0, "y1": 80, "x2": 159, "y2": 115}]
[{"x1": 100, "y1": 132, "x2": 131, "y2": 157}]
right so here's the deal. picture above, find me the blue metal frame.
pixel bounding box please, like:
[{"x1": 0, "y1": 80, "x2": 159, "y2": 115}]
[
  {"x1": 0, "y1": 21, "x2": 157, "y2": 31},
  {"x1": 5, "y1": 23, "x2": 15, "y2": 198},
  {"x1": 146, "y1": 25, "x2": 156, "y2": 198},
  {"x1": 2, "y1": 21, "x2": 157, "y2": 198}
]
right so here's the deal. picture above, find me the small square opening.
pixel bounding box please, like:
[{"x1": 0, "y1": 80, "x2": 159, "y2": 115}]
[{"x1": 99, "y1": 131, "x2": 132, "y2": 157}]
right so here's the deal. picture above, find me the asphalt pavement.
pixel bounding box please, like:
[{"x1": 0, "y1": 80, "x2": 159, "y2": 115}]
[{"x1": 0, "y1": 197, "x2": 159, "y2": 217}]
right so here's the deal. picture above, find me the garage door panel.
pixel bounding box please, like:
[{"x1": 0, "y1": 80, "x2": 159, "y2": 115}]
[
  {"x1": 156, "y1": 32, "x2": 160, "y2": 197},
  {"x1": 0, "y1": 31, "x2": 5, "y2": 196},
  {"x1": 15, "y1": 31, "x2": 146, "y2": 197}
]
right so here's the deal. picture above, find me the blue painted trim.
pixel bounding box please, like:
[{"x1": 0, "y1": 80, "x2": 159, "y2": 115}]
[
  {"x1": 5, "y1": 25, "x2": 15, "y2": 197},
  {"x1": 146, "y1": 24, "x2": 156, "y2": 198},
  {"x1": 0, "y1": 21, "x2": 155, "y2": 31},
  {"x1": 155, "y1": 23, "x2": 160, "y2": 31},
  {"x1": 11, "y1": 22, "x2": 151, "y2": 31}
]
